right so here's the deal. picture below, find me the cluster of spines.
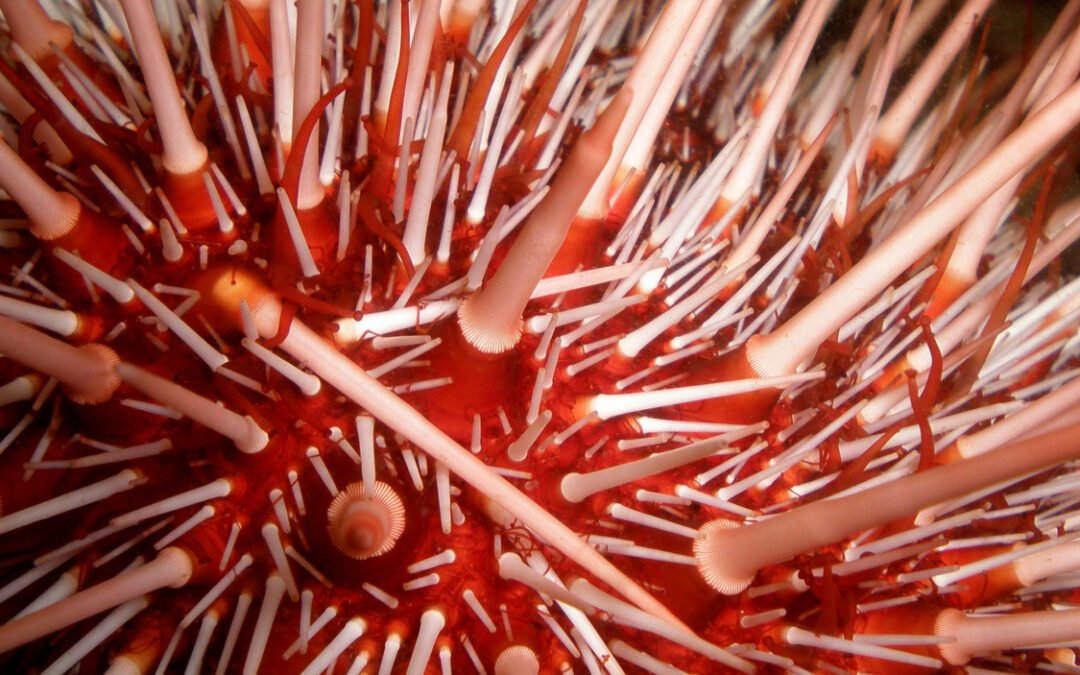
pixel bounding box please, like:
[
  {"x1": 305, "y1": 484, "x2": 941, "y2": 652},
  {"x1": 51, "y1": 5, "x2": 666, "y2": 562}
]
[{"x1": 0, "y1": 0, "x2": 1078, "y2": 673}]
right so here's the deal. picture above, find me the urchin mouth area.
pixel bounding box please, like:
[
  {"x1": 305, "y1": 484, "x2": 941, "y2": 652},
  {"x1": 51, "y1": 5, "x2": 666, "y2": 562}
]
[
  {"x1": 456, "y1": 293, "x2": 524, "y2": 355},
  {"x1": 494, "y1": 644, "x2": 540, "y2": 675},
  {"x1": 30, "y1": 193, "x2": 82, "y2": 242},
  {"x1": 693, "y1": 518, "x2": 756, "y2": 596},
  {"x1": 68, "y1": 342, "x2": 122, "y2": 405},
  {"x1": 194, "y1": 265, "x2": 281, "y2": 336},
  {"x1": 327, "y1": 481, "x2": 407, "y2": 560},
  {"x1": 933, "y1": 607, "x2": 970, "y2": 666}
]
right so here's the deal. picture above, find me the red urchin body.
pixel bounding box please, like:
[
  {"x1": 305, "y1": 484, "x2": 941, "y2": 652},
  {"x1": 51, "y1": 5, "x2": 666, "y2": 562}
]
[{"x1": 0, "y1": 1, "x2": 1079, "y2": 674}]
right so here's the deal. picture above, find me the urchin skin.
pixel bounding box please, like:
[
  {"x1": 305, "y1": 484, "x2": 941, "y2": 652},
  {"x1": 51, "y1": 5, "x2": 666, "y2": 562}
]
[{"x1": 0, "y1": 1, "x2": 1078, "y2": 674}]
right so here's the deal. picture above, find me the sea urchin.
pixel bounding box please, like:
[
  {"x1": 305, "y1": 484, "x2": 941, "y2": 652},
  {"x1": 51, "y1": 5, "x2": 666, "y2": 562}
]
[{"x1": 1, "y1": 0, "x2": 1080, "y2": 673}]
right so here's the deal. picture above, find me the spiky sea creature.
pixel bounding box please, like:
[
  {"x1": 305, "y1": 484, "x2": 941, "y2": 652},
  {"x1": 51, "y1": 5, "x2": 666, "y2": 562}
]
[{"x1": 1, "y1": 0, "x2": 1080, "y2": 673}]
